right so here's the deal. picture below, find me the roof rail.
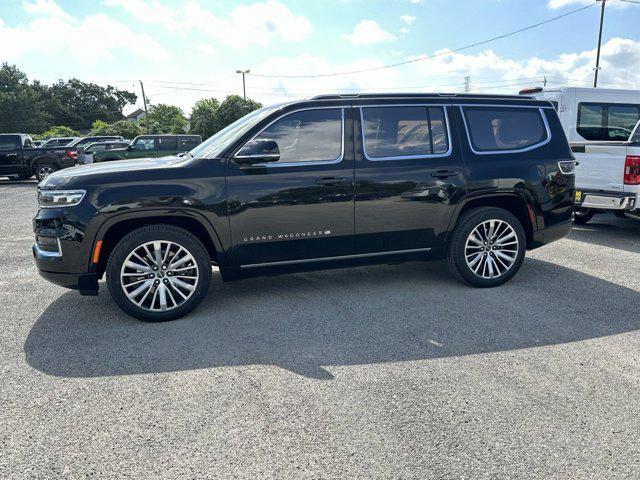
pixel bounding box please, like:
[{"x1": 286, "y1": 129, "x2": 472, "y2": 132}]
[{"x1": 311, "y1": 92, "x2": 530, "y2": 101}]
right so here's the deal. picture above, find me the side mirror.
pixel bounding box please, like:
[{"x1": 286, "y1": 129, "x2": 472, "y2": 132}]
[{"x1": 234, "y1": 139, "x2": 280, "y2": 166}]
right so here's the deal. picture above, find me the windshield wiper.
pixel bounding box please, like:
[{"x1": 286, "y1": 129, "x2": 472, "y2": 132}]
[{"x1": 177, "y1": 151, "x2": 193, "y2": 158}]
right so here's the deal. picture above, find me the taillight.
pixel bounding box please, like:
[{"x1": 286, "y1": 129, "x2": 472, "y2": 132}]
[
  {"x1": 66, "y1": 149, "x2": 77, "y2": 161},
  {"x1": 624, "y1": 155, "x2": 640, "y2": 185}
]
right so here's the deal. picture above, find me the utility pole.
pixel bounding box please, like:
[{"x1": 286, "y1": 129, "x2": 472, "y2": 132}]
[
  {"x1": 593, "y1": 0, "x2": 606, "y2": 88},
  {"x1": 139, "y1": 80, "x2": 149, "y2": 132},
  {"x1": 235, "y1": 69, "x2": 250, "y2": 100},
  {"x1": 464, "y1": 76, "x2": 471, "y2": 93}
]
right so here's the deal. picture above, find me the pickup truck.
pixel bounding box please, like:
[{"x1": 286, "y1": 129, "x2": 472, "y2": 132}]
[
  {"x1": 572, "y1": 120, "x2": 640, "y2": 224},
  {"x1": 0, "y1": 133, "x2": 78, "y2": 182}
]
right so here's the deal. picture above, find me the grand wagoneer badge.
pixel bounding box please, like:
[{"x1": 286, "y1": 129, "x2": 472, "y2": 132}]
[{"x1": 243, "y1": 230, "x2": 332, "y2": 243}]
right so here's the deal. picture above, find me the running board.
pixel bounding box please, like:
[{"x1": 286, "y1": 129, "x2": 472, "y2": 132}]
[{"x1": 240, "y1": 247, "x2": 432, "y2": 269}]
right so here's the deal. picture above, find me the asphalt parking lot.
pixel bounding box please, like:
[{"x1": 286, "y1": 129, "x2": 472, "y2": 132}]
[{"x1": 1, "y1": 179, "x2": 640, "y2": 479}]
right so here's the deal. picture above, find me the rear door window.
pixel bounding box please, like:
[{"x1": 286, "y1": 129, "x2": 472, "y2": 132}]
[
  {"x1": 157, "y1": 137, "x2": 177, "y2": 150},
  {"x1": 361, "y1": 106, "x2": 449, "y2": 159},
  {"x1": 0, "y1": 136, "x2": 19, "y2": 150},
  {"x1": 577, "y1": 103, "x2": 640, "y2": 141},
  {"x1": 462, "y1": 106, "x2": 548, "y2": 153}
]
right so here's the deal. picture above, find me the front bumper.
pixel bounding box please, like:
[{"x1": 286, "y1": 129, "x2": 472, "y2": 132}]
[
  {"x1": 575, "y1": 190, "x2": 637, "y2": 211},
  {"x1": 35, "y1": 266, "x2": 99, "y2": 295}
]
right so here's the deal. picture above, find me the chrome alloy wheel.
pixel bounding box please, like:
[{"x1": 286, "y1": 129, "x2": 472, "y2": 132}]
[
  {"x1": 38, "y1": 166, "x2": 55, "y2": 180},
  {"x1": 120, "y1": 240, "x2": 199, "y2": 312},
  {"x1": 464, "y1": 219, "x2": 519, "y2": 279}
]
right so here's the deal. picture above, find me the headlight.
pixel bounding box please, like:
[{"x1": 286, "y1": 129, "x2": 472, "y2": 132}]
[{"x1": 38, "y1": 189, "x2": 86, "y2": 208}]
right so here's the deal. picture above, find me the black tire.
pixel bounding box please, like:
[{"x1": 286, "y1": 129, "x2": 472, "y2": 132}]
[
  {"x1": 573, "y1": 208, "x2": 595, "y2": 225},
  {"x1": 34, "y1": 164, "x2": 58, "y2": 182},
  {"x1": 447, "y1": 207, "x2": 526, "y2": 288},
  {"x1": 614, "y1": 211, "x2": 627, "y2": 219},
  {"x1": 106, "y1": 224, "x2": 212, "y2": 322}
]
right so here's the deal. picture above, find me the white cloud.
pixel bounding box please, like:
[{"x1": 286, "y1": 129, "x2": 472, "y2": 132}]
[
  {"x1": 0, "y1": 2, "x2": 168, "y2": 63},
  {"x1": 400, "y1": 27, "x2": 410, "y2": 34},
  {"x1": 342, "y1": 20, "x2": 397, "y2": 46},
  {"x1": 400, "y1": 14, "x2": 416, "y2": 25},
  {"x1": 104, "y1": 0, "x2": 313, "y2": 47},
  {"x1": 22, "y1": 0, "x2": 70, "y2": 19}
]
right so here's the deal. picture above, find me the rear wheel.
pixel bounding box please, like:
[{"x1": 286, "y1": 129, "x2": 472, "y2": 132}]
[
  {"x1": 447, "y1": 207, "x2": 526, "y2": 288},
  {"x1": 573, "y1": 208, "x2": 595, "y2": 225},
  {"x1": 106, "y1": 225, "x2": 212, "y2": 322},
  {"x1": 35, "y1": 164, "x2": 58, "y2": 182}
]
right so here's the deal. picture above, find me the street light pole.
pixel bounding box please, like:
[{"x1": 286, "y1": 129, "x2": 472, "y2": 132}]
[
  {"x1": 593, "y1": 0, "x2": 606, "y2": 88},
  {"x1": 235, "y1": 69, "x2": 250, "y2": 100}
]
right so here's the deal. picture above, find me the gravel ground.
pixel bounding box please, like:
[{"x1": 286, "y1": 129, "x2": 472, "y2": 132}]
[{"x1": 1, "y1": 179, "x2": 640, "y2": 479}]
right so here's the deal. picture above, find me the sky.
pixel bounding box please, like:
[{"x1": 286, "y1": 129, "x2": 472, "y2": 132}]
[{"x1": 0, "y1": 0, "x2": 639, "y2": 115}]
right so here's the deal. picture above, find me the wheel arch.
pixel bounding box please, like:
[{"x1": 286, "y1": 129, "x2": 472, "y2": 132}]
[
  {"x1": 30, "y1": 155, "x2": 61, "y2": 172},
  {"x1": 91, "y1": 210, "x2": 224, "y2": 277},
  {"x1": 448, "y1": 193, "x2": 535, "y2": 249}
]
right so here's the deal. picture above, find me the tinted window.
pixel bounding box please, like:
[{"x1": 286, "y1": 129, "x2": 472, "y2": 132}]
[
  {"x1": 463, "y1": 106, "x2": 547, "y2": 152},
  {"x1": 0, "y1": 136, "x2": 19, "y2": 150},
  {"x1": 156, "y1": 137, "x2": 177, "y2": 149},
  {"x1": 23, "y1": 137, "x2": 34, "y2": 148},
  {"x1": 631, "y1": 121, "x2": 640, "y2": 143},
  {"x1": 133, "y1": 138, "x2": 155, "y2": 150},
  {"x1": 179, "y1": 137, "x2": 201, "y2": 148},
  {"x1": 362, "y1": 106, "x2": 449, "y2": 158},
  {"x1": 238, "y1": 108, "x2": 342, "y2": 163},
  {"x1": 577, "y1": 103, "x2": 640, "y2": 141}
]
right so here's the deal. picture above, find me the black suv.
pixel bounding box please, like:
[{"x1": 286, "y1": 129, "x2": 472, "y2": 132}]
[{"x1": 33, "y1": 94, "x2": 575, "y2": 321}]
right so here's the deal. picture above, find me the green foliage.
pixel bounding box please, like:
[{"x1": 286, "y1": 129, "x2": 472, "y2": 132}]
[
  {"x1": 188, "y1": 95, "x2": 262, "y2": 140},
  {"x1": 40, "y1": 125, "x2": 80, "y2": 139},
  {"x1": 212, "y1": 95, "x2": 262, "y2": 135},
  {"x1": 105, "y1": 120, "x2": 142, "y2": 139},
  {"x1": 189, "y1": 98, "x2": 220, "y2": 139},
  {"x1": 141, "y1": 104, "x2": 187, "y2": 134},
  {"x1": 90, "y1": 120, "x2": 110, "y2": 135},
  {"x1": 0, "y1": 63, "x2": 137, "y2": 134}
]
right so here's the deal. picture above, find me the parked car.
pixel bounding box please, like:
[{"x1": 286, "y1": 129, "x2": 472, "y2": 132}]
[
  {"x1": 33, "y1": 93, "x2": 575, "y2": 321},
  {"x1": 33, "y1": 140, "x2": 45, "y2": 147},
  {"x1": 77, "y1": 141, "x2": 131, "y2": 164},
  {"x1": 92, "y1": 135, "x2": 202, "y2": 162},
  {"x1": 521, "y1": 86, "x2": 640, "y2": 143},
  {"x1": 67, "y1": 136, "x2": 124, "y2": 150},
  {"x1": 0, "y1": 133, "x2": 78, "y2": 181},
  {"x1": 522, "y1": 87, "x2": 640, "y2": 224},
  {"x1": 570, "y1": 119, "x2": 640, "y2": 224},
  {"x1": 41, "y1": 137, "x2": 79, "y2": 148}
]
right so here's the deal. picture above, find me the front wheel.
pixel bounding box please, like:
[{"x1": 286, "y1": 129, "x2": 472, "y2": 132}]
[
  {"x1": 573, "y1": 208, "x2": 594, "y2": 225},
  {"x1": 35, "y1": 164, "x2": 58, "y2": 182},
  {"x1": 106, "y1": 225, "x2": 212, "y2": 322},
  {"x1": 447, "y1": 207, "x2": 526, "y2": 288}
]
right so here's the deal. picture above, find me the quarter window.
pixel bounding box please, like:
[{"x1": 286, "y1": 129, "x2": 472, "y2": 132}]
[
  {"x1": 361, "y1": 106, "x2": 449, "y2": 159},
  {"x1": 577, "y1": 103, "x2": 640, "y2": 141},
  {"x1": 238, "y1": 108, "x2": 342, "y2": 163},
  {"x1": 462, "y1": 106, "x2": 548, "y2": 152}
]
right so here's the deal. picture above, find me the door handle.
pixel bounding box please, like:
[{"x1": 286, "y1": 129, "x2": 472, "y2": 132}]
[
  {"x1": 431, "y1": 169, "x2": 457, "y2": 179},
  {"x1": 315, "y1": 177, "x2": 348, "y2": 187},
  {"x1": 6, "y1": 153, "x2": 18, "y2": 157}
]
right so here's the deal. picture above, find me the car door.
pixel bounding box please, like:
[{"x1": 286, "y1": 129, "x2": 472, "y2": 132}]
[
  {"x1": 0, "y1": 135, "x2": 21, "y2": 175},
  {"x1": 225, "y1": 105, "x2": 355, "y2": 266},
  {"x1": 353, "y1": 101, "x2": 466, "y2": 253},
  {"x1": 156, "y1": 136, "x2": 177, "y2": 157}
]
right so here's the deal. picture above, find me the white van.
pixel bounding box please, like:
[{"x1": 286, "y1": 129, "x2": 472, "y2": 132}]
[
  {"x1": 520, "y1": 87, "x2": 640, "y2": 224},
  {"x1": 521, "y1": 86, "x2": 640, "y2": 143}
]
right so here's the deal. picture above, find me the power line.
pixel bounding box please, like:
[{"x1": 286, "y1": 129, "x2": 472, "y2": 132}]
[{"x1": 248, "y1": 3, "x2": 599, "y2": 79}]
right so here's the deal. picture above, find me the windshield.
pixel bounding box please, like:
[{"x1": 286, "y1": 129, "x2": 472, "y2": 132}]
[
  {"x1": 190, "y1": 105, "x2": 283, "y2": 159},
  {"x1": 631, "y1": 120, "x2": 640, "y2": 143}
]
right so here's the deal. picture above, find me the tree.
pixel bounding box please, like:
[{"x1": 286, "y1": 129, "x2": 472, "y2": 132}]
[
  {"x1": 0, "y1": 63, "x2": 137, "y2": 133},
  {"x1": 189, "y1": 98, "x2": 220, "y2": 139},
  {"x1": 212, "y1": 95, "x2": 262, "y2": 134},
  {"x1": 141, "y1": 104, "x2": 186, "y2": 134},
  {"x1": 90, "y1": 120, "x2": 110, "y2": 135},
  {"x1": 40, "y1": 125, "x2": 81, "y2": 139},
  {"x1": 0, "y1": 63, "x2": 51, "y2": 133},
  {"x1": 106, "y1": 120, "x2": 142, "y2": 139}
]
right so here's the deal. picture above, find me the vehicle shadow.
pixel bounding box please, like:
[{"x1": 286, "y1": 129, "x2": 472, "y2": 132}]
[
  {"x1": 570, "y1": 215, "x2": 640, "y2": 255},
  {"x1": 25, "y1": 258, "x2": 640, "y2": 380},
  {"x1": 0, "y1": 179, "x2": 37, "y2": 187}
]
